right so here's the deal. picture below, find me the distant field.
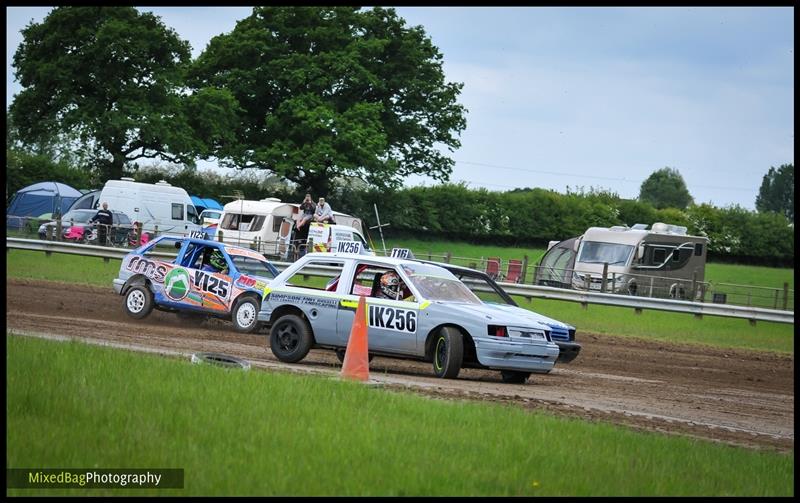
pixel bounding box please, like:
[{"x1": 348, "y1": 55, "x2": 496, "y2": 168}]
[
  {"x1": 7, "y1": 335, "x2": 794, "y2": 497},
  {"x1": 379, "y1": 237, "x2": 794, "y2": 290},
  {"x1": 5, "y1": 249, "x2": 794, "y2": 354}
]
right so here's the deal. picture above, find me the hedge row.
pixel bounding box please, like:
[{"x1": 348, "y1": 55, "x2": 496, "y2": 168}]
[
  {"x1": 332, "y1": 184, "x2": 794, "y2": 267},
  {"x1": 6, "y1": 152, "x2": 793, "y2": 266}
]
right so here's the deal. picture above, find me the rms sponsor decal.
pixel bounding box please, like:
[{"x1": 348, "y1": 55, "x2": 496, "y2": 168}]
[
  {"x1": 234, "y1": 275, "x2": 267, "y2": 291},
  {"x1": 126, "y1": 256, "x2": 169, "y2": 283},
  {"x1": 368, "y1": 305, "x2": 417, "y2": 333},
  {"x1": 193, "y1": 270, "x2": 231, "y2": 299}
]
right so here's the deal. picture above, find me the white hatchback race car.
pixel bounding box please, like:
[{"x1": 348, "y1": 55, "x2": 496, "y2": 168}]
[{"x1": 258, "y1": 252, "x2": 561, "y2": 383}]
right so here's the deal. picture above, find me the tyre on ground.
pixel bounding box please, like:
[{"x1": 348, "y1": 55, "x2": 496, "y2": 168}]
[
  {"x1": 231, "y1": 296, "x2": 261, "y2": 333},
  {"x1": 500, "y1": 370, "x2": 531, "y2": 384},
  {"x1": 124, "y1": 284, "x2": 154, "y2": 319},
  {"x1": 432, "y1": 326, "x2": 463, "y2": 379},
  {"x1": 335, "y1": 348, "x2": 374, "y2": 363},
  {"x1": 270, "y1": 314, "x2": 313, "y2": 363}
]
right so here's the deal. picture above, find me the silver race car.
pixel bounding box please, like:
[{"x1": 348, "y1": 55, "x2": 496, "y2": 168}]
[{"x1": 258, "y1": 252, "x2": 560, "y2": 383}]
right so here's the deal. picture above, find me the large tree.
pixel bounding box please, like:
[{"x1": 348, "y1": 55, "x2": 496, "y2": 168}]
[
  {"x1": 755, "y1": 163, "x2": 794, "y2": 223},
  {"x1": 188, "y1": 6, "x2": 467, "y2": 196},
  {"x1": 638, "y1": 167, "x2": 693, "y2": 210},
  {"x1": 9, "y1": 7, "x2": 239, "y2": 181}
]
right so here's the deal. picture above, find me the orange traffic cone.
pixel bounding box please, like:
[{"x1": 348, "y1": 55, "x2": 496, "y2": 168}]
[{"x1": 341, "y1": 295, "x2": 369, "y2": 382}]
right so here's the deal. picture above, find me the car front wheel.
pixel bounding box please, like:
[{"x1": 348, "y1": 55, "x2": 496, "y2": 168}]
[
  {"x1": 232, "y1": 297, "x2": 260, "y2": 333},
  {"x1": 124, "y1": 285, "x2": 154, "y2": 319},
  {"x1": 432, "y1": 327, "x2": 463, "y2": 379},
  {"x1": 270, "y1": 314, "x2": 313, "y2": 363}
]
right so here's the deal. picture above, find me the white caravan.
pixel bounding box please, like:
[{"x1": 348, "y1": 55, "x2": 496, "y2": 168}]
[
  {"x1": 97, "y1": 178, "x2": 202, "y2": 236},
  {"x1": 535, "y1": 222, "x2": 709, "y2": 300},
  {"x1": 215, "y1": 197, "x2": 366, "y2": 258}
]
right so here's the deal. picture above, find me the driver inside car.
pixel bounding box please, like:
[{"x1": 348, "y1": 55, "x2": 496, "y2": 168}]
[
  {"x1": 376, "y1": 271, "x2": 414, "y2": 301},
  {"x1": 202, "y1": 248, "x2": 229, "y2": 275}
]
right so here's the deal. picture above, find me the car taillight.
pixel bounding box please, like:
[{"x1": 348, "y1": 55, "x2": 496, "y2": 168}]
[{"x1": 488, "y1": 325, "x2": 507, "y2": 337}]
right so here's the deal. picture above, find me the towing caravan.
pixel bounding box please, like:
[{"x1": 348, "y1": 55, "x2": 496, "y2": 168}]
[
  {"x1": 215, "y1": 198, "x2": 296, "y2": 251},
  {"x1": 535, "y1": 223, "x2": 708, "y2": 300},
  {"x1": 97, "y1": 178, "x2": 202, "y2": 236},
  {"x1": 215, "y1": 197, "x2": 368, "y2": 258}
]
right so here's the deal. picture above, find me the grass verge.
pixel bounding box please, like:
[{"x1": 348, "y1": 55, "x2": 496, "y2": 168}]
[{"x1": 6, "y1": 335, "x2": 794, "y2": 496}]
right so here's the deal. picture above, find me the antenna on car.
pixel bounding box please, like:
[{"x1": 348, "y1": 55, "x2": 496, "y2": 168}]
[{"x1": 370, "y1": 204, "x2": 390, "y2": 256}]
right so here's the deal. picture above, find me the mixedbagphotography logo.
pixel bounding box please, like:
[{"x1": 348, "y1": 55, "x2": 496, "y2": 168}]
[{"x1": 7, "y1": 468, "x2": 184, "y2": 489}]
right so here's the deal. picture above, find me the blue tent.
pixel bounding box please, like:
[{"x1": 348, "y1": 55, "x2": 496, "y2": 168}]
[
  {"x1": 7, "y1": 181, "x2": 83, "y2": 229},
  {"x1": 190, "y1": 195, "x2": 223, "y2": 213}
]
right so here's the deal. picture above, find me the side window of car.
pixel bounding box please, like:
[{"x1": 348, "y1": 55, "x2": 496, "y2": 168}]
[
  {"x1": 117, "y1": 213, "x2": 131, "y2": 225},
  {"x1": 285, "y1": 260, "x2": 346, "y2": 290},
  {"x1": 352, "y1": 264, "x2": 413, "y2": 301}
]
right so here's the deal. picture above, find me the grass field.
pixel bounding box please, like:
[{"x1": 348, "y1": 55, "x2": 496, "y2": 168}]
[
  {"x1": 6, "y1": 335, "x2": 794, "y2": 497},
  {"x1": 5, "y1": 249, "x2": 794, "y2": 353}
]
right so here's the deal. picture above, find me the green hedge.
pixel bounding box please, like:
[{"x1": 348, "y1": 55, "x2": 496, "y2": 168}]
[
  {"x1": 7, "y1": 158, "x2": 793, "y2": 266},
  {"x1": 334, "y1": 184, "x2": 794, "y2": 267}
]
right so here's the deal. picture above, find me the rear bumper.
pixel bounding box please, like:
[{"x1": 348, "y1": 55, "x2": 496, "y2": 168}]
[
  {"x1": 555, "y1": 341, "x2": 581, "y2": 364},
  {"x1": 113, "y1": 279, "x2": 125, "y2": 295},
  {"x1": 474, "y1": 338, "x2": 559, "y2": 373}
]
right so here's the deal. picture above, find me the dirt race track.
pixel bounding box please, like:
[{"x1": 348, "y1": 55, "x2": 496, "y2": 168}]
[{"x1": 6, "y1": 278, "x2": 794, "y2": 452}]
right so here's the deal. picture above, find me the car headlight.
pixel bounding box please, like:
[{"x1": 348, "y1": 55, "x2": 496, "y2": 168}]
[{"x1": 507, "y1": 327, "x2": 548, "y2": 341}]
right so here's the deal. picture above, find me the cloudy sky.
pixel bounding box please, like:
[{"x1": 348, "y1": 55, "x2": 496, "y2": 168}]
[{"x1": 6, "y1": 6, "x2": 794, "y2": 209}]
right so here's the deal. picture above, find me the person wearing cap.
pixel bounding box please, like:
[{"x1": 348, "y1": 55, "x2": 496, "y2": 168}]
[{"x1": 313, "y1": 197, "x2": 335, "y2": 224}]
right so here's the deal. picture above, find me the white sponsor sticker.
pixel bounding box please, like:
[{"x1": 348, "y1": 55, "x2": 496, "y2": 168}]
[
  {"x1": 390, "y1": 248, "x2": 413, "y2": 259},
  {"x1": 335, "y1": 240, "x2": 362, "y2": 254},
  {"x1": 368, "y1": 305, "x2": 417, "y2": 333}
]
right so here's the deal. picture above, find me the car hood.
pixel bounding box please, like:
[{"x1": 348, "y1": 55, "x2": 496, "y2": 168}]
[
  {"x1": 484, "y1": 303, "x2": 574, "y2": 330},
  {"x1": 430, "y1": 301, "x2": 551, "y2": 331}
]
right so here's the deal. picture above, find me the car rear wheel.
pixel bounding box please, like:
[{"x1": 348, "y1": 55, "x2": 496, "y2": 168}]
[
  {"x1": 270, "y1": 314, "x2": 313, "y2": 363},
  {"x1": 124, "y1": 285, "x2": 154, "y2": 319},
  {"x1": 432, "y1": 327, "x2": 463, "y2": 379},
  {"x1": 500, "y1": 370, "x2": 531, "y2": 384},
  {"x1": 232, "y1": 297, "x2": 260, "y2": 333}
]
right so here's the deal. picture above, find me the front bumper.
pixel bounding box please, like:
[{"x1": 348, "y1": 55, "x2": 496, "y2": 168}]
[
  {"x1": 113, "y1": 278, "x2": 125, "y2": 295},
  {"x1": 474, "y1": 338, "x2": 559, "y2": 373},
  {"x1": 555, "y1": 341, "x2": 581, "y2": 363}
]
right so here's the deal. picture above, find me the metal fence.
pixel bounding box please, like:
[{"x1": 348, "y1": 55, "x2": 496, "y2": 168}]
[
  {"x1": 7, "y1": 221, "x2": 795, "y2": 314},
  {"x1": 6, "y1": 237, "x2": 794, "y2": 325}
]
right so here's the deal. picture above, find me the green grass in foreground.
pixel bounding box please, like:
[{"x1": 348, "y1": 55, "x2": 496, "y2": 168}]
[
  {"x1": 6, "y1": 249, "x2": 794, "y2": 354},
  {"x1": 6, "y1": 335, "x2": 794, "y2": 496}
]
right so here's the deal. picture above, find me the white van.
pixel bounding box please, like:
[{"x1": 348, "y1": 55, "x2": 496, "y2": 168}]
[
  {"x1": 306, "y1": 222, "x2": 373, "y2": 255},
  {"x1": 97, "y1": 178, "x2": 202, "y2": 236}
]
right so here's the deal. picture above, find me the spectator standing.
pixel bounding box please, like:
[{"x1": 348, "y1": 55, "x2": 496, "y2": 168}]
[
  {"x1": 297, "y1": 193, "x2": 316, "y2": 229},
  {"x1": 90, "y1": 202, "x2": 113, "y2": 246},
  {"x1": 314, "y1": 197, "x2": 335, "y2": 224}
]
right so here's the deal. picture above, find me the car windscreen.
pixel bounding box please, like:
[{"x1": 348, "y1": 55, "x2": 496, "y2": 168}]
[
  {"x1": 577, "y1": 241, "x2": 634, "y2": 266},
  {"x1": 453, "y1": 271, "x2": 515, "y2": 306},
  {"x1": 62, "y1": 210, "x2": 96, "y2": 223},
  {"x1": 231, "y1": 256, "x2": 278, "y2": 279},
  {"x1": 401, "y1": 263, "x2": 481, "y2": 305}
]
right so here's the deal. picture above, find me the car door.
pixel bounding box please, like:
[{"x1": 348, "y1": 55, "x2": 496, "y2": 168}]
[
  {"x1": 166, "y1": 243, "x2": 234, "y2": 313},
  {"x1": 335, "y1": 263, "x2": 419, "y2": 355}
]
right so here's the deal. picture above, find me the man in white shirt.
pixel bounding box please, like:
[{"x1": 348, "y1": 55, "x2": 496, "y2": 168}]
[{"x1": 314, "y1": 197, "x2": 335, "y2": 224}]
